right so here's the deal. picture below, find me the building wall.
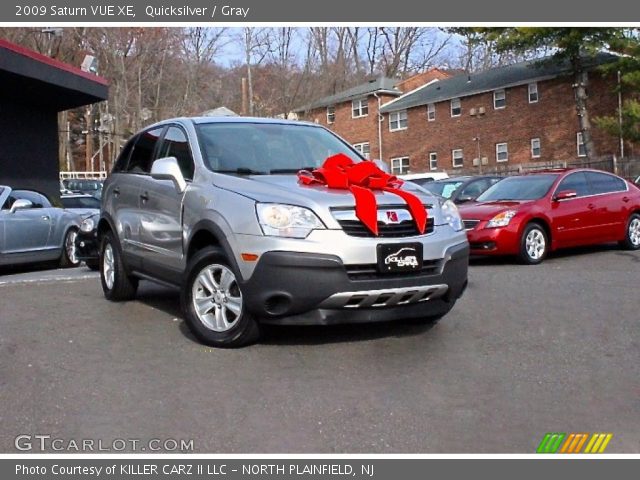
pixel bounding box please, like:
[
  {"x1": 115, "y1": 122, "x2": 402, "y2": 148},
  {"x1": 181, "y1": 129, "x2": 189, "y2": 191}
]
[
  {"x1": 0, "y1": 100, "x2": 59, "y2": 203},
  {"x1": 302, "y1": 93, "x2": 398, "y2": 160},
  {"x1": 381, "y1": 74, "x2": 621, "y2": 174}
]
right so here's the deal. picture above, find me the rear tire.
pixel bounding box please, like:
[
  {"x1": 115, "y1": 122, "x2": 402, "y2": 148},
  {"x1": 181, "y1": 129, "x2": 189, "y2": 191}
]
[
  {"x1": 619, "y1": 213, "x2": 640, "y2": 250},
  {"x1": 518, "y1": 222, "x2": 548, "y2": 265},
  {"x1": 182, "y1": 247, "x2": 260, "y2": 348},
  {"x1": 59, "y1": 228, "x2": 80, "y2": 268},
  {"x1": 100, "y1": 231, "x2": 138, "y2": 301}
]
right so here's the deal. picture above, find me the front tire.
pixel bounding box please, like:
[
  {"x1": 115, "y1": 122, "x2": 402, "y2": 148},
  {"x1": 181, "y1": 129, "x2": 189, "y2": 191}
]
[
  {"x1": 518, "y1": 222, "x2": 548, "y2": 265},
  {"x1": 620, "y1": 213, "x2": 640, "y2": 250},
  {"x1": 60, "y1": 228, "x2": 80, "y2": 268},
  {"x1": 100, "y1": 231, "x2": 138, "y2": 301},
  {"x1": 182, "y1": 247, "x2": 260, "y2": 348}
]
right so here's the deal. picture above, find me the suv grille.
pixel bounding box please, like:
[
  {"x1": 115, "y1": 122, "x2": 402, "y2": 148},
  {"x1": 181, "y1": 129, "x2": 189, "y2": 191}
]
[{"x1": 338, "y1": 218, "x2": 435, "y2": 238}]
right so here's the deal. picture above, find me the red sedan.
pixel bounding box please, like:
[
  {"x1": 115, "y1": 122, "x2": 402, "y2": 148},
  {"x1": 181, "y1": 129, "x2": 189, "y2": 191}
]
[{"x1": 458, "y1": 169, "x2": 640, "y2": 264}]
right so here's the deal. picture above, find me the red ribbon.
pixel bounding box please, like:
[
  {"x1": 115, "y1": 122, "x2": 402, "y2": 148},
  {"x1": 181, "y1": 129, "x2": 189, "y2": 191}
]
[{"x1": 297, "y1": 154, "x2": 427, "y2": 236}]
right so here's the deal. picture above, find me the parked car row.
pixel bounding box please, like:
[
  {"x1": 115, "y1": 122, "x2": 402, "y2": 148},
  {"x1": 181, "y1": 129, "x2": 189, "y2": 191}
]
[{"x1": 61, "y1": 179, "x2": 104, "y2": 199}]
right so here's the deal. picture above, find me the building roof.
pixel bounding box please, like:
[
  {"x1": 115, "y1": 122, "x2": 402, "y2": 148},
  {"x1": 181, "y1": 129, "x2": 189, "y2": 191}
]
[
  {"x1": 0, "y1": 39, "x2": 108, "y2": 111},
  {"x1": 201, "y1": 106, "x2": 239, "y2": 117},
  {"x1": 294, "y1": 77, "x2": 401, "y2": 112},
  {"x1": 380, "y1": 53, "x2": 617, "y2": 113}
]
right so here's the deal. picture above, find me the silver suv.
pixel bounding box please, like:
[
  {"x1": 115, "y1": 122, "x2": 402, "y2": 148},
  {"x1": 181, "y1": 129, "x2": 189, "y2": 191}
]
[{"x1": 99, "y1": 117, "x2": 469, "y2": 347}]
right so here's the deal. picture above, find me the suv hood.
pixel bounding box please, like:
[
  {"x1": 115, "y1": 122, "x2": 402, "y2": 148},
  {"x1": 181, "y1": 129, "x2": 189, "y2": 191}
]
[
  {"x1": 458, "y1": 200, "x2": 530, "y2": 220},
  {"x1": 214, "y1": 173, "x2": 438, "y2": 208}
]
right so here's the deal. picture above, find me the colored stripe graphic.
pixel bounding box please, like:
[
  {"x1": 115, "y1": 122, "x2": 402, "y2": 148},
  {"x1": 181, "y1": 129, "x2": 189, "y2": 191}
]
[
  {"x1": 537, "y1": 433, "x2": 566, "y2": 453},
  {"x1": 584, "y1": 433, "x2": 613, "y2": 453},
  {"x1": 538, "y1": 433, "x2": 612, "y2": 453}
]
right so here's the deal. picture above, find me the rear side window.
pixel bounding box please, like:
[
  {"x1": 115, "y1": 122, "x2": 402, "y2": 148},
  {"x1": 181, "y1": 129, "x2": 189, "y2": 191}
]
[
  {"x1": 126, "y1": 127, "x2": 164, "y2": 174},
  {"x1": 158, "y1": 126, "x2": 195, "y2": 180},
  {"x1": 586, "y1": 172, "x2": 626, "y2": 195},
  {"x1": 556, "y1": 172, "x2": 591, "y2": 197}
]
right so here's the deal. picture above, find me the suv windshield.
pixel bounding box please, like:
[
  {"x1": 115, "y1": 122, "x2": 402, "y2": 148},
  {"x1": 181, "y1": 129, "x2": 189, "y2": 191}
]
[
  {"x1": 477, "y1": 174, "x2": 559, "y2": 201},
  {"x1": 196, "y1": 122, "x2": 362, "y2": 174}
]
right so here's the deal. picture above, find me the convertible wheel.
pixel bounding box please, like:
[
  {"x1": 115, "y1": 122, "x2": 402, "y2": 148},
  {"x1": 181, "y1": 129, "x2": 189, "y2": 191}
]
[
  {"x1": 59, "y1": 228, "x2": 80, "y2": 268},
  {"x1": 620, "y1": 213, "x2": 640, "y2": 250},
  {"x1": 182, "y1": 247, "x2": 260, "y2": 348},
  {"x1": 100, "y1": 231, "x2": 138, "y2": 301},
  {"x1": 518, "y1": 223, "x2": 548, "y2": 265}
]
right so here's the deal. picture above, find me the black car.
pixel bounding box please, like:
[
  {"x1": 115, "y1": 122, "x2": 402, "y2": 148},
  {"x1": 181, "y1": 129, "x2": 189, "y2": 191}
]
[
  {"x1": 75, "y1": 212, "x2": 100, "y2": 270},
  {"x1": 62, "y1": 179, "x2": 104, "y2": 199},
  {"x1": 422, "y1": 175, "x2": 503, "y2": 204}
]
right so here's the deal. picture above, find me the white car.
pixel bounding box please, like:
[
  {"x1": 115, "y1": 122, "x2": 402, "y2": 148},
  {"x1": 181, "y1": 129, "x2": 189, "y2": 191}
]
[{"x1": 399, "y1": 172, "x2": 450, "y2": 187}]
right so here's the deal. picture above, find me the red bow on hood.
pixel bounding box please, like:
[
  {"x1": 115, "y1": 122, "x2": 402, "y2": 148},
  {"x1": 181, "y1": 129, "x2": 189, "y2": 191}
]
[{"x1": 297, "y1": 154, "x2": 427, "y2": 235}]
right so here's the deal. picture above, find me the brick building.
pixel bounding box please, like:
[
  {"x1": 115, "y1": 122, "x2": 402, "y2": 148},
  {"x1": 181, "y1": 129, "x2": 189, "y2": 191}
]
[
  {"x1": 379, "y1": 54, "x2": 623, "y2": 175},
  {"x1": 294, "y1": 69, "x2": 451, "y2": 161},
  {"x1": 296, "y1": 55, "x2": 627, "y2": 177}
]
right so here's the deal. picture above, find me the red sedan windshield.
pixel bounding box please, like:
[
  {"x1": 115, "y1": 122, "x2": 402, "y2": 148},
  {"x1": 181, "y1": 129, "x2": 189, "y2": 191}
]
[{"x1": 477, "y1": 174, "x2": 559, "y2": 202}]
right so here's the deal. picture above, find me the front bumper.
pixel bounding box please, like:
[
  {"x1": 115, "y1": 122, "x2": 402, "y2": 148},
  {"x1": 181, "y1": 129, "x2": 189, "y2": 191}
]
[
  {"x1": 240, "y1": 242, "x2": 469, "y2": 325},
  {"x1": 466, "y1": 222, "x2": 521, "y2": 256},
  {"x1": 75, "y1": 230, "x2": 99, "y2": 262}
]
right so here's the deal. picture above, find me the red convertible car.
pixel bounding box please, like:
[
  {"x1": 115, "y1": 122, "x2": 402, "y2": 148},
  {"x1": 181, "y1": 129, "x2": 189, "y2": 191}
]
[{"x1": 458, "y1": 169, "x2": 640, "y2": 264}]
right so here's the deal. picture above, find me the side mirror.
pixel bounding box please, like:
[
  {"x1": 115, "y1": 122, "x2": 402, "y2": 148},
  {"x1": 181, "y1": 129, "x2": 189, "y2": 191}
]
[
  {"x1": 373, "y1": 159, "x2": 391, "y2": 174},
  {"x1": 151, "y1": 157, "x2": 186, "y2": 193},
  {"x1": 10, "y1": 198, "x2": 33, "y2": 213},
  {"x1": 456, "y1": 195, "x2": 475, "y2": 204},
  {"x1": 553, "y1": 189, "x2": 577, "y2": 202}
]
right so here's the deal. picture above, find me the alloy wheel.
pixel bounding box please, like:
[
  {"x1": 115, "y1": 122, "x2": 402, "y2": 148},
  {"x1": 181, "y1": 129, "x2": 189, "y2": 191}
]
[
  {"x1": 525, "y1": 228, "x2": 546, "y2": 260},
  {"x1": 192, "y1": 264, "x2": 242, "y2": 332},
  {"x1": 629, "y1": 218, "x2": 640, "y2": 247},
  {"x1": 103, "y1": 243, "x2": 115, "y2": 290}
]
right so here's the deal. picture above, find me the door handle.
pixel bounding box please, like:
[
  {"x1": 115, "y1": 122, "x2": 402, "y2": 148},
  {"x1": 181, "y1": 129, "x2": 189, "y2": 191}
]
[
  {"x1": 622, "y1": 196, "x2": 630, "y2": 203},
  {"x1": 41, "y1": 215, "x2": 50, "y2": 221},
  {"x1": 140, "y1": 192, "x2": 149, "y2": 202},
  {"x1": 113, "y1": 187, "x2": 120, "y2": 197},
  {"x1": 587, "y1": 203, "x2": 596, "y2": 210}
]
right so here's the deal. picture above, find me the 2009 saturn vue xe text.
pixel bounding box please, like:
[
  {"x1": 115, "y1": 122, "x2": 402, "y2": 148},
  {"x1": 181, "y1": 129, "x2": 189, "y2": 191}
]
[{"x1": 98, "y1": 117, "x2": 469, "y2": 347}]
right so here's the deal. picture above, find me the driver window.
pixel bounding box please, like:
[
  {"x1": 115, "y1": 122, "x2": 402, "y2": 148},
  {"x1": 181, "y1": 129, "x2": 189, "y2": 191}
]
[
  {"x1": 556, "y1": 172, "x2": 591, "y2": 197},
  {"x1": 159, "y1": 126, "x2": 195, "y2": 180}
]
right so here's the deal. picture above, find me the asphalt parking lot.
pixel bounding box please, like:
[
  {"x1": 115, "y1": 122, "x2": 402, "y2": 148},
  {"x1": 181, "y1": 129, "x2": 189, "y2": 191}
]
[{"x1": 0, "y1": 246, "x2": 638, "y2": 453}]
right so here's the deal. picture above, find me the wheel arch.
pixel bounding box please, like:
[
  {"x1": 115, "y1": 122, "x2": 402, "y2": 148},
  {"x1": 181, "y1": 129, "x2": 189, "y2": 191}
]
[{"x1": 186, "y1": 220, "x2": 242, "y2": 280}]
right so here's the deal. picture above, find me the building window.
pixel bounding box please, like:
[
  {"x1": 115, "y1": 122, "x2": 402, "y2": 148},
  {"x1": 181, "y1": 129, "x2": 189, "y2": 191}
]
[
  {"x1": 326, "y1": 106, "x2": 335, "y2": 124},
  {"x1": 496, "y1": 143, "x2": 509, "y2": 162},
  {"x1": 389, "y1": 110, "x2": 408, "y2": 131},
  {"x1": 353, "y1": 142, "x2": 370, "y2": 159},
  {"x1": 528, "y1": 83, "x2": 539, "y2": 103},
  {"x1": 577, "y1": 132, "x2": 586, "y2": 157},
  {"x1": 427, "y1": 103, "x2": 436, "y2": 121},
  {"x1": 452, "y1": 149, "x2": 463, "y2": 168},
  {"x1": 352, "y1": 98, "x2": 368, "y2": 118},
  {"x1": 531, "y1": 138, "x2": 541, "y2": 158},
  {"x1": 451, "y1": 98, "x2": 461, "y2": 117},
  {"x1": 493, "y1": 89, "x2": 506, "y2": 109},
  {"x1": 429, "y1": 152, "x2": 438, "y2": 171},
  {"x1": 391, "y1": 157, "x2": 410, "y2": 175}
]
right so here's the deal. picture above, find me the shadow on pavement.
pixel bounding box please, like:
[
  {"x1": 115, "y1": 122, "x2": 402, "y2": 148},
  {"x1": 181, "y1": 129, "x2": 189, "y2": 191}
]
[
  {"x1": 469, "y1": 243, "x2": 625, "y2": 267},
  {"x1": 133, "y1": 281, "x2": 438, "y2": 347}
]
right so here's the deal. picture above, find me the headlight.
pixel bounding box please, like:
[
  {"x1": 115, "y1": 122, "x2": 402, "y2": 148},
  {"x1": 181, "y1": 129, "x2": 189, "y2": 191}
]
[
  {"x1": 80, "y1": 217, "x2": 95, "y2": 233},
  {"x1": 440, "y1": 199, "x2": 464, "y2": 232},
  {"x1": 256, "y1": 203, "x2": 325, "y2": 238},
  {"x1": 486, "y1": 210, "x2": 517, "y2": 228}
]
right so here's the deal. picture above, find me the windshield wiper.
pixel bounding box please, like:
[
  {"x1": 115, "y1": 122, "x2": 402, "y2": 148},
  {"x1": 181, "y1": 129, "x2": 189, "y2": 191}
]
[
  {"x1": 215, "y1": 168, "x2": 267, "y2": 175},
  {"x1": 269, "y1": 167, "x2": 317, "y2": 174}
]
